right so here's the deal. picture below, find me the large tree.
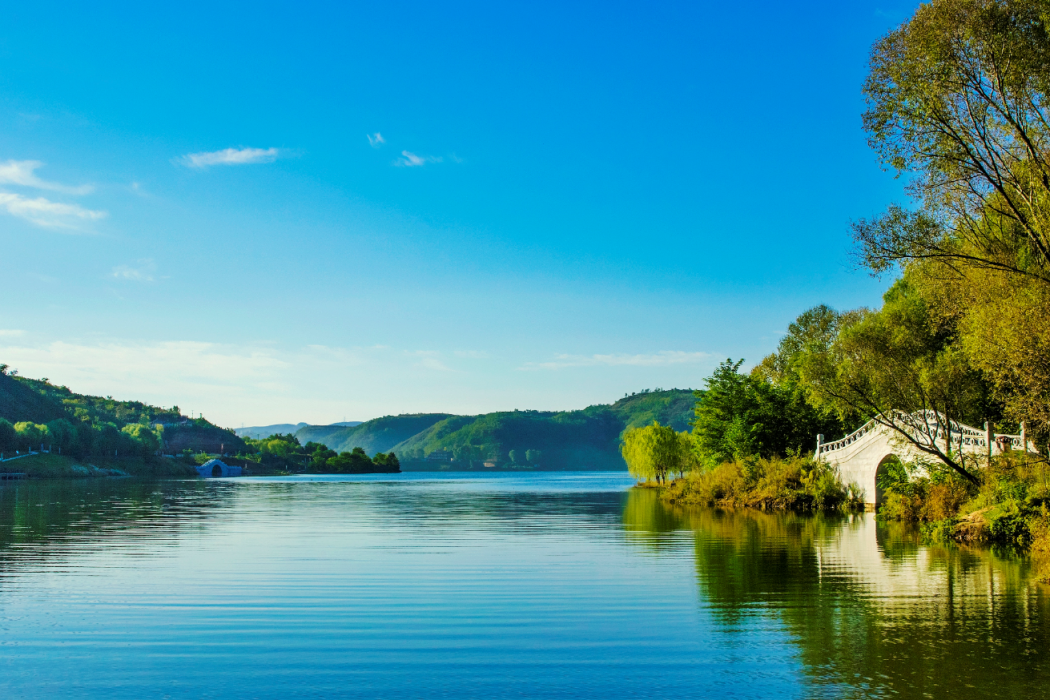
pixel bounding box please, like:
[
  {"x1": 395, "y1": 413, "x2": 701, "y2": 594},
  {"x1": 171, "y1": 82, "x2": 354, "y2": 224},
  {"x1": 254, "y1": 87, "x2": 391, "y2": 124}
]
[
  {"x1": 693, "y1": 358, "x2": 845, "y2": 467},
  {"x1": 857, "y1": 0, "x2": 1050, "y2": 280},
  {"x1": 854, "y1": 0, "x2": 1050, "y2": 436},
  {"x1": 795, "y1": 277, "x2": 997, "y2": 482}
]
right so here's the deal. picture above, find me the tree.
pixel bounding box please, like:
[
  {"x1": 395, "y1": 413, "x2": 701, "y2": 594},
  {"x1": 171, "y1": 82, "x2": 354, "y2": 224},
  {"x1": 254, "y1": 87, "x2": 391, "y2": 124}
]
[
  {"x1": 13, "y1": 422, "x2": 48, "y2": 451},
  {"x1": 692, "y1": 358, "x2": 845, "y2": 467},
  {"x1": 329, "y1": 447, "x2": 373, "y2": 473},
  {"x1": 796, "y1": 277, "x2": 994, "y2": 483},
  {"x1": 853, "y1": 0, "x2": 1050, "y2": 435},
  {"x1": 508, "y1": 449, "x2": 522, "y2": 464},
  {"x1": 121, "y1": 423, "x2": 160, "y2": 459},
  {"x1": 46, "y1": 419, "x2": 78, "y2": 454},
  {"x1": 857, "y1": 0, "x2": 1050, "y2": 283},
  {"x1": 526, "y1": 449, "x2": 542, "y2": 464},
  {"x1": 0, "y1": 418, "x2": 15, "y2": 452},
  {"x1": 621, "y1": 422, "x2": 694, "y2": 483}
]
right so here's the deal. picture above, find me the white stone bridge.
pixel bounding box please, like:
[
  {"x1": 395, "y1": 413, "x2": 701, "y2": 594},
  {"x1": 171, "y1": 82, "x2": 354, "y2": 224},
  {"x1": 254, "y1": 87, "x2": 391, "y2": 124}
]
[{"x1": 815, "y1": 411, "x2": 1037, "y2": 506}]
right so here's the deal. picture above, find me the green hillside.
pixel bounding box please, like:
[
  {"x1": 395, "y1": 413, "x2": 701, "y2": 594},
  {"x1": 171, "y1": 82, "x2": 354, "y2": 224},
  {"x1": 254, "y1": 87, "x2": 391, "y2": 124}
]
[
  {"x1": 0, "y1": 369, "x2": 243, "y2": 457},
  {"x1": 391, "y1": 389, "x2": 696, "y2": 470},
  {"x1": 295, "y1": 413, "x2": 454, "y2": 454},
  {"x1": 602, "y1": 389, "x2": 697, "y2": 432}
]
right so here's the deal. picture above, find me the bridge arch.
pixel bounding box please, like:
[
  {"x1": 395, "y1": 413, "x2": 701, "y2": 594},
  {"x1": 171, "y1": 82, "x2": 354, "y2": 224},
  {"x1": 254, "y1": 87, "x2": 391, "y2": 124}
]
[{"x1": 873, "y1": 455, "x2": 904, "y2": 506}]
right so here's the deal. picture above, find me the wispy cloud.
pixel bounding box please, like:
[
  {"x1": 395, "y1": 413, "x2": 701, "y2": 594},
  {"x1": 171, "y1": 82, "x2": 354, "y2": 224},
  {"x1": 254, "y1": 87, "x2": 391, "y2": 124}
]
[
  {"x1": 394, "y1": 150, "x2": 442, "y2": 167},
  {"x1": 0, "y1": 329, "x2": 25, "y2": 338},
  {"x1": 407, "y1": 350, "x2": 453, "y2": 371},
  {"x1": 454, "y1": 350, "x2": 489, "y2": 359},
  {"x1": 177, "y1": 147, "x2": 280, "y2": 169},
  {"x1": 111, "y1": 259, "x2": 157, "y2": 282},
  {"x1": 0, "y1": 160, "x2": 93, "y2": 195},
  {"x1": 0, "y1": 192, "x2": 106, "y2": 229},
  {"x1": 367, "y1": 132, "x2": 385, "y2": 148},
  {"x1": 520, "y1": 351, "x2": 712, "y2": 371}
]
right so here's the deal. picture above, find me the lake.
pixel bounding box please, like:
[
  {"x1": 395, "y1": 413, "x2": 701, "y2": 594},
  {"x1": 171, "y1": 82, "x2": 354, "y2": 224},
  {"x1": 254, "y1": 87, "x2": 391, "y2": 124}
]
[{"x1": 0, "y1": 471, "x2": 1047, "y2": 699}]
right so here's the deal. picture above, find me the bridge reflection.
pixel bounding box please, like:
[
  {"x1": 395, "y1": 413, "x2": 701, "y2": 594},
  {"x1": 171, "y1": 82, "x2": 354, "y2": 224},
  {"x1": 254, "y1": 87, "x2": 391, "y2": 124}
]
[{"x1": 622, "y1": 489, "x2": 1050, "y2": 699}]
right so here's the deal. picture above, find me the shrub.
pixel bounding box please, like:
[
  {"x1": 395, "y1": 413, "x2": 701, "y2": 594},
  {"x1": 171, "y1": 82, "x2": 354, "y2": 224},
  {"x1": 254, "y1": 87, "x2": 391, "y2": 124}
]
[
  {"x1": 988, "y1": 509, "x2": 1032, "y2": 548},
  {"x1": 664, "y1": 455, "x2": 856, "y2": 511}
]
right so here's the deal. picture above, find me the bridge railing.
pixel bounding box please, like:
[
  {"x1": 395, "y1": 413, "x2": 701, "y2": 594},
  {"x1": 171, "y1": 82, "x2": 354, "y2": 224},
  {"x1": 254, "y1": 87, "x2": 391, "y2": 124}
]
[{"x1": 816, "y1": 411, "x2": 1031, "y2": 458}]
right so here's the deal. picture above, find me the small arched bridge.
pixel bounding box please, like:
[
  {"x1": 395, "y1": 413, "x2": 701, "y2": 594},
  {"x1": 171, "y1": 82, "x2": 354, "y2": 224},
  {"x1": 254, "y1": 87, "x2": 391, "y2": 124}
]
[{"x1": 815, "y1": 411, "x2": 1037, "y2": 507}]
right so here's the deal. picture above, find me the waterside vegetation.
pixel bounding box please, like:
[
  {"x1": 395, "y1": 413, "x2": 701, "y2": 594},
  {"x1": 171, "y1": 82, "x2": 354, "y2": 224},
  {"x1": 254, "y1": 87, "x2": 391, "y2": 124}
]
[{"x1": 620, "y1": 0, "x2": 1050, "y2": 571}]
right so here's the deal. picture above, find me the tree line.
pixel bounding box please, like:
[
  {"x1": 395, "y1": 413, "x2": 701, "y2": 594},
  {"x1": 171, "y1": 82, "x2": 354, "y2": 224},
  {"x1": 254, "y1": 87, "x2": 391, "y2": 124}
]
[
  {"x1": 243, "y1": 433, "x2": 400, "y2": 473},
  {"x1": 0, "y1": 417, "x2": 163, "y2": 460}
]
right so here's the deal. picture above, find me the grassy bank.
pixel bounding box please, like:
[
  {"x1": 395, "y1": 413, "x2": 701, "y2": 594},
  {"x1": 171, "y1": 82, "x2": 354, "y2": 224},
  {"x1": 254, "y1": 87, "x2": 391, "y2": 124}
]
[
  {"x1": 877, "y1": 454, "x2": 1050, "y2": 580},
  {"x1": 658, "y1": 455, "x2": 862, "y2": 511},
  {"x1": 0, "y1": 453, "x2": 198, "y2": 479}
]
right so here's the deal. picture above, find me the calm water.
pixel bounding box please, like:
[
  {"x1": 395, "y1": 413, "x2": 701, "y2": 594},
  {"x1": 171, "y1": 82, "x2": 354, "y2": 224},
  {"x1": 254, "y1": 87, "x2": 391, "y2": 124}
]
[{"x1": 0, "y1": 472, "x2": 1048, "y2": 699}]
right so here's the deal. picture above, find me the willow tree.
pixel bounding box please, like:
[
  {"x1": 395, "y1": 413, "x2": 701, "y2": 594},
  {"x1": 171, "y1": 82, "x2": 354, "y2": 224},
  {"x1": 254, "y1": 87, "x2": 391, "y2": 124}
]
[
  {"x1": 853, "y1": 0, "x2": 1050, "y2": 436},
  {"x1": 621, "y1": 422, "x2": 695, "y2": 484}
]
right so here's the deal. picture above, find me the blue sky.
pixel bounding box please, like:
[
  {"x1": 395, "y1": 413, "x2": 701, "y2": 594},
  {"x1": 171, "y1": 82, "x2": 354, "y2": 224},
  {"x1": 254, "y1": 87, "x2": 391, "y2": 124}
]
[{"x1": 0, "y1": 1, "x2": 918, "y2": 426}]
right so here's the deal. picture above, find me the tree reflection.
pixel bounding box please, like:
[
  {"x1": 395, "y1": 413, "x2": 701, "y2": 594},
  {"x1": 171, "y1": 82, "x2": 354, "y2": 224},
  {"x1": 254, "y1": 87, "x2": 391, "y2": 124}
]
[{"x1": 621, "y1": 488, "x2": 1050, "y2": 699}]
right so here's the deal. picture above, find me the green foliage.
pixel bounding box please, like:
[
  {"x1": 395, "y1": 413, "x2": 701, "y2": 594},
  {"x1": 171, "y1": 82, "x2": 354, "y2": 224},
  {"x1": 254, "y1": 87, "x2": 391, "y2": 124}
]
[
  {"x1": 692, "y1": 359, "x2": 844, "y2": 467},
  {"x1": 621, "y1": 422, "x2": 695, "y2": 482},
  {"x1": 662, "y1": 455, "x2": 859, "y2": 512},
  {"x1": 0, "y1": 418, "x2": 14, "y2": 452},
  {"x1": 46, "y1": 419, "x2": 78, "y2": 454},
  {"x1": 120, "y1": 423, "x2": 161, "y2": 459},
  {"x1": 14, "y1": 422, "x2": 49, "y2": 450},
  {"x1": 989, "y1": 509, "x2": 1033, "y2": 548},
  {"x1": 0, "y1": 371, "x2": 241, "y2": 459}
]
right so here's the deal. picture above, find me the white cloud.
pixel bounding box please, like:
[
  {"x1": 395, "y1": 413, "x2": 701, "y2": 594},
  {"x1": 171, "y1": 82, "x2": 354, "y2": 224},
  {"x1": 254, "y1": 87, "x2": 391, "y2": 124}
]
[
  {"x1": 0, "y1": 329, "x2": 25, "y2": 337},
  {"x1": 0, "y1": 160, "x2": 93, "y2": 195},
  {"x1": 111, "y1": 259, "x2": 157, "y2": 282},
  {"x1": 0, "y1": 192, "x2": 107, "y2": 229},
  {"x1": 367, "y1": 132, "x2": 385, "y2": 148},
  {"x1": 0, "y1": 339, "x2": 289, "y2": 396},
  {"x1": 520, "y1": 351, "x2": 713, "y2": 371},
  {"x1": 394, "y1": 150, "x2": 442, "y2": 167},
  {"x1": 177, "y1": 147, "x2": 280, "y2": 168}
]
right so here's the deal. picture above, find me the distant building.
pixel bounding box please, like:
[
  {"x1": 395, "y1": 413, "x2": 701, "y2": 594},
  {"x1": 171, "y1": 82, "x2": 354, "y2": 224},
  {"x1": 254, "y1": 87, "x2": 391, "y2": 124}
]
[
  {"x1": 426, "y1": 450, "x2": 453, "y2": 462},
  {"x1": 196, "y1": 459, "x2": 243, "y2": 478}
]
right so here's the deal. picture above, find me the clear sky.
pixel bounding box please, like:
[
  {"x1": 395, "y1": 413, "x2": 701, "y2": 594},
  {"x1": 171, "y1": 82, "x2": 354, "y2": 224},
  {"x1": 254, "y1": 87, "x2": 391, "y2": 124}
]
[{"x1": 0, "y1": 1, "x2": 919, "y2": 427}]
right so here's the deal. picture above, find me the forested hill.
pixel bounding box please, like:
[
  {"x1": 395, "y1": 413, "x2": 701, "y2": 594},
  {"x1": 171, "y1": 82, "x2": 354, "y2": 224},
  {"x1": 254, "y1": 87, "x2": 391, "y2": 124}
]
[
  {"x1": 295, "y1": 414, "x2": 454, "y2": 455},
  {"x1": 296, "y1": 389, "x2": 696, "y2": 471},
  {"x1": 0, "y1": 369, "x2": 244, "y2": 455}
]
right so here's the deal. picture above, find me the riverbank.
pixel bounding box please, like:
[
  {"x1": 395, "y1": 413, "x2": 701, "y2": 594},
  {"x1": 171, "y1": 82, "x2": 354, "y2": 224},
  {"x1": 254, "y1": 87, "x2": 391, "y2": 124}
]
[
  {"x1": 0, "y1": 453, "x2": 198, "y2": 479},
  {"x1": 875, "y1": 453, "x2": 1050, "y2": 580}
]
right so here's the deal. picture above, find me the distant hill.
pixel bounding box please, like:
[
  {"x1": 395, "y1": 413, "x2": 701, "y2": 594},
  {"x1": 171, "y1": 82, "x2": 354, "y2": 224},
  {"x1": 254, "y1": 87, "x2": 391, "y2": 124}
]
[
  {"x1": 235, "y1": 423, "x2": 307, "y2": 439},
  {"x1": 238, "y1": 422, "x2": 361, "y2": 440},
  {"x1": 299, "y1": 389, "x2": 696, "y2": 471},
  {"x1": 296, "y1": 414, "x2": 453, "y2": 454}
]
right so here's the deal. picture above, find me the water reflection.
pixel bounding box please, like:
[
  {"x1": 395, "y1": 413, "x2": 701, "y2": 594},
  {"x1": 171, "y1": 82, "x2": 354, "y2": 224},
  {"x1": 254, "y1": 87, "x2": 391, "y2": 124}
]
[
  {"x1": 0, "y1": 475, "x2": 1046, "y2": 699},
  {"x1": 623, "y1": 488, "x2": 1050, "y2": 699}
]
